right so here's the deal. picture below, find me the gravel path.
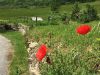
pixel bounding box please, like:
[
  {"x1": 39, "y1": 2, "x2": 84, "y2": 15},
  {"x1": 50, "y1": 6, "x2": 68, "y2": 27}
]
[{"x1": 0, "y1": 35, "x2": 12, "y2": 75}]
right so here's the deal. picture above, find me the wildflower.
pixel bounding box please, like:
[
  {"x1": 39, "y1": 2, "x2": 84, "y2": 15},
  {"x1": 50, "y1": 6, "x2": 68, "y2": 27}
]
[
  {"x1": 76, "y1": 25, "x2": 91, "y2": 35},
  {"x1": 36, "y1": 44, "x2": 47, "y2": 61}
]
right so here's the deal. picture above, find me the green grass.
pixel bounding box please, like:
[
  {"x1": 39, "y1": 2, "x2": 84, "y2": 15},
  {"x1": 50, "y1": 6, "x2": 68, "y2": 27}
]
[
  {"x1": 29, "y1": 21, "x2": 100, "y2": 75},
  {"x1": 29, "y1": 21, "x2": 99, "y2": 46},
  {"x1": 0, "y1": 8, "x2": 50, "y2": 18},
  {"x1": 0, "y1": 31, "x2": 29, "y2": 75}
]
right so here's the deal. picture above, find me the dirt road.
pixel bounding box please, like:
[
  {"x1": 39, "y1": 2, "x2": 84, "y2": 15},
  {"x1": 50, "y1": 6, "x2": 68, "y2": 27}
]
[{"x1": 0, "y1": 35, "x2": 12, "y2": 75}]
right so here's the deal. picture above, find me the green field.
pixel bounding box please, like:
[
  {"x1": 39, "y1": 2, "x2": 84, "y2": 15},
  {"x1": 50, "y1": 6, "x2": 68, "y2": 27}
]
[
  {"x1": 0, "y1": 8, "x2": 50, "y2": 18},
  {"x1": 0, "y1": 0, "x2": 100, "y2": 18}
]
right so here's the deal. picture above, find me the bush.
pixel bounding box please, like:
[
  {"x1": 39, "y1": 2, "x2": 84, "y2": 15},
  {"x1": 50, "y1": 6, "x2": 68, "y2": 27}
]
[
  {"x1": 36, "y1": 21, "x2": 48, "y2": 26},
  {"x1": 78, "y1": 10, "x2": 89, "y2": 23},
  {"x1": 48, "y1": 13, "x2": 60, "y2": 25},
  {"x1": 50, "y1": 0, "x2": 61, "y2": 13},
  {"x1": 71, "y1": 4, "x2": 99, "y2": 23},
  {"x1": 71, "y1": 3, "x2": 80, "y2": 21},
  {"x1": 61, "y1": 13, "x2": 70, "y2": 24},
  {"x1": 86, "y1": 4, "x2": 98, "y2": 21}
]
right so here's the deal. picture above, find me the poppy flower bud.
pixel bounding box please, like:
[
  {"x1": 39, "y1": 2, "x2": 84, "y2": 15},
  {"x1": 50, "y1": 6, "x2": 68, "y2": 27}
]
[
  {"x1": 76, "y1": 25, "x2": 91, "y2": 35},
  {"x1": 46, "y1": 56, "x2": 52, "y2": 65},
  {"x1": 36, "y1": 44, "x2": 47, "y2": 61}
]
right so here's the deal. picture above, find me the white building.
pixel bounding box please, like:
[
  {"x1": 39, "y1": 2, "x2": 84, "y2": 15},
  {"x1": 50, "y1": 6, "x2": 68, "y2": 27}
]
[{"x1": 31, "y1": 17, "x2": 43, "y2": 21}]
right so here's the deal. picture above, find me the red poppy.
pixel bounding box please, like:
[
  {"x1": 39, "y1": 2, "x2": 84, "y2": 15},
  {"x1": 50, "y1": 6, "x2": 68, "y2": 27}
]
[
  {"x1": 76, "y1": 25, "x2": 91, "y2": 35},
  {"x1": 36, "y1": 44, "x2": 47, "y2": 61}
]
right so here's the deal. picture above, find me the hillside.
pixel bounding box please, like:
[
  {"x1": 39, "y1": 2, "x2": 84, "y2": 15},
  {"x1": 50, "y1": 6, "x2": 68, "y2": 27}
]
[
  {"x1": 0, "y1": 0, "x2": 96, "y2": 8},
  {"x1": 0, "y1": 0, "x2": 100, "y2": 18}
]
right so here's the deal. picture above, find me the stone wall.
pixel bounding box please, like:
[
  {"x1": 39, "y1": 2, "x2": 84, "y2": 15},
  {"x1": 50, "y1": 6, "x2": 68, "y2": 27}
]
[{"x1": 0, "y1": 23, "x2": 18, "y2": 31}]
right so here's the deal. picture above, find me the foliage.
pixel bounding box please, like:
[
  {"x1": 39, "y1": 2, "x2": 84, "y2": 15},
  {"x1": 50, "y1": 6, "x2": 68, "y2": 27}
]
[
  {"x1": 78, "y1": 10, "x2": 89, "y2": 23},
  {"x1": 47, "y1": 13, "x2": 61, "y2": 25},
  {"x1": 71, "y1": 3, "x2": 80, "y2": 21},
  {"x1": 86, "y1": 4, "x2": 98, "y2": 21},
  {"x1": 50, "y1": 0, "x2": 61, "y2": 13},
  {"x1": 60, "y1": 13, "x2": 70, "y2": 24},
  {"x1": 36, "y1": 21, "x2": 49, "y2": 26},
  {"x1": 0, "y1": 0, "x2": 97, "y2": 8},
  {"x1": 80, "y1": 4, "x2": 98, "y2": 23},
  {"x1": 71, "y1": 3, "x2": 99, "y2": 23}
]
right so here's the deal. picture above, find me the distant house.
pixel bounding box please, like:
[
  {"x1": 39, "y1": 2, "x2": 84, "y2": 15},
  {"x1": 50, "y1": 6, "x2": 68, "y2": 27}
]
[{"x1": 31, "y1": 17, "x2": 43, "y2": 21}]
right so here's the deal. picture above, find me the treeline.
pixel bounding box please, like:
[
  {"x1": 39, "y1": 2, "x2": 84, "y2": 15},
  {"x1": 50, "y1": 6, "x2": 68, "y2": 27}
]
[
  {"x1": 62, "y1": 0, "x2": 96, "y2": 3},
  {"x1": 0, "y1": 0, "x2": 96, "y2": 8}
]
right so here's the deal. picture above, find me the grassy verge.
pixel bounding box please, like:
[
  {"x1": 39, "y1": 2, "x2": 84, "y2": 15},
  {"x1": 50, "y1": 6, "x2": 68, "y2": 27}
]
[{"x1": 0, "y1": 31, "x2": 29, "y2": 75}]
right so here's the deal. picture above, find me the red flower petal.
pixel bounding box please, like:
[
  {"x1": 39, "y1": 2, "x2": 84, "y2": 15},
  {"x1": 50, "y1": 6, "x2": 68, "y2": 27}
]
[
  {"x1": 36, "y1": 44, "x2": 47, "y2": 61},
  {"x1": 76, "y1": 25, "x2": 91, "y2": 35}
]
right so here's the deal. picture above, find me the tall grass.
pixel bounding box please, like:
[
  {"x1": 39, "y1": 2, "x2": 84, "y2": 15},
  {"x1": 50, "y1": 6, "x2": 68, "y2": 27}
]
[{"x1": 29, "y1": 21, "x2": 100, "y2": 75}]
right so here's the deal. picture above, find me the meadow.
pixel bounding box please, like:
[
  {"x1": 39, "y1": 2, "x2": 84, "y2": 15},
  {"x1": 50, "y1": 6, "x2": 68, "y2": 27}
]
[
  {"x1": 0, "y1": 0, "x2": 100, "y2": 75},
  {"x1": 29, "y1": 21, "x2": 100, "y2": 75}
]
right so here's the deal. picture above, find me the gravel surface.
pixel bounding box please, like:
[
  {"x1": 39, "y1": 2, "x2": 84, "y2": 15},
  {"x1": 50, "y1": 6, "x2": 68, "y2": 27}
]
[{"x1": 0, "y1": 35, "x2": 12, "y2": 75}]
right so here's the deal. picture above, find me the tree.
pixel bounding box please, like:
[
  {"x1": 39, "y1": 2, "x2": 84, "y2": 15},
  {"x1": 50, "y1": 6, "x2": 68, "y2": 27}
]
[
  {"x1": 79, "y1": 10, "x2": 89, "y2": 23},
  {"x1": 86, "y1": 4, "x2": 98, "y2": 21},
  {"x1": 71, "y1": 3, "x2": 80, "y2": 20},
  {"x1": 50, "y1": 0, "x2": 61, "y2": 13},
  {"x1": 0, "y1": 0, "x2": 97, "y2": 8},
  {"x1": 71, "y1": 4, "x2": 99, "y2": 23}
]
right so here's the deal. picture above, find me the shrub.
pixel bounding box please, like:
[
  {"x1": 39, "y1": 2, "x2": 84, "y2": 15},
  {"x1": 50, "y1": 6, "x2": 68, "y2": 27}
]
[
  {"x1": 50, "y1": 0, "x2": 61, "y2": 13},
  {"x1": 71, "y1": 4, "x2": 99, "y2": 23},
  {"x1": 86, "y1": 4, "x2": 98, "y2": 21},
  {"x1": 71, "y1": 3, "x2": 80, "y2": 21},
  {"x1": 36, "y1": 21, "x2": 48, "y2": 26},
  {"x1": 61, "y1": 13, "x2": 70, "y2": 24},
  {"x1": 48, "y1": 13, "x2": 60, "y2": 25},
  {"x1": 78, "y1": 10, "x2": 89, "y2": 23}
]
